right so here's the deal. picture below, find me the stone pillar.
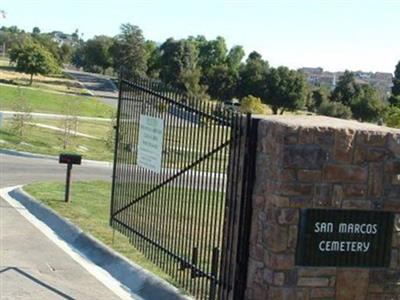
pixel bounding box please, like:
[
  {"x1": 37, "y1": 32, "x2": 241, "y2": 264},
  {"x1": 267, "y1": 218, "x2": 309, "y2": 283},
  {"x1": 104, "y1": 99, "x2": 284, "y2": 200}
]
[{"x1": 245, "y1": 116, "x2": 400, "y2": 300}]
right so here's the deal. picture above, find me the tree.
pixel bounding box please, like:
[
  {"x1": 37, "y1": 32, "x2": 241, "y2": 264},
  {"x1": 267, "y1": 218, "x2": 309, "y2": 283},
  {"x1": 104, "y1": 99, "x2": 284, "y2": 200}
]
[
  {"x1": 32, "y1": 27, "x2": 41, "y2": 35},
  {"x1": 9, "y1": 42, "x2": 60, "y2": 85},
  {"x1": 331, "y1": 71, "x2": 361, "y2": 106},
  {"x1": 197, "y1": 36, "x2": 227, "y2": 74},
  {"x1": 331, "y1": 71, "x2": 386, "y2": 122},
  {"x1": 203, "y1": 45, "x2": 244, "y2": 101},
  {"x1": 71, "y1": 29, "x2": 80, "y2": 43},
  {"x1": 0, "y1": 25, "x2": 31, "y2": 53},
  {"x1": 389, "y1": 61, "x2": 400, "y2": 107},
  {"x1": 32, "y1": 33, "x2": 63, "y2": 64},
  {"x1": 111, "y1": 23, "x2": 148, "y2": 77},
  {"x1": 226, "y1": 45, "x2": 245, "y2": 73},
  {"x1": 145, "y1": 40, "x2": 161, "y2": 78},
  {"x1": 10, "y1": 88, "x2": 32, "y2": 137},
  {"x1": 58, "y1": 99, "x2": 79, "y2": 150},
  {"x1": 187, "y1": 36, "x2": 244, "y2": 101},
  {"x1": 60, "y1": 43, "x2": 73, "y2": 63},
  {"x1": 159, "y1": 38, "x2": 207, "y2": 99},
  {"x1": 82, "y1": 35, "x2": 113, "y2": 73},
  {"x1": 205, "y1": 64, "x2": 239, "y2": 101},
  {"x1": 263, "y1": 67, "x2": 308, "y2": 114},
  {"x1": 196, "y1": 36, "x2": 229, "y2": 97},
  {"x1": 309, "y1": 86, "x2": 330, "y2": 112},
  {"x1": 71, "y1": 42, "x2": 85, "y2": 69},
  {"x1": 351, "y1": 84, "x2": 385, "y2": 122},
  {"x1": 238, "y1": 51, "x2": 269, "y2": 98},
  {"x1": 390, "y1": 95, "x2": 400, "y2": 107}
]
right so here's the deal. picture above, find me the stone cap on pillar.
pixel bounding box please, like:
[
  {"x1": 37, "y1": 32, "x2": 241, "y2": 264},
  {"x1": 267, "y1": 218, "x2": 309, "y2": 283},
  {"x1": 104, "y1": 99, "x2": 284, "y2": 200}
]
[{"x1": 254, "y1": 115, "x2": 400, "y2": 134}]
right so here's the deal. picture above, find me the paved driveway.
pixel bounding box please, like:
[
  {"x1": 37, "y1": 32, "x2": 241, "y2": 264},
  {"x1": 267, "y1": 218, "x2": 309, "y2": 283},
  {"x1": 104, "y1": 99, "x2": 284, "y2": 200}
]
[
  {"x1": 0, "y1": 152, "x2": 127, "y2": 300},
  {"x1": 64, "y1": 70, "x2": 118, "y2": 108}
]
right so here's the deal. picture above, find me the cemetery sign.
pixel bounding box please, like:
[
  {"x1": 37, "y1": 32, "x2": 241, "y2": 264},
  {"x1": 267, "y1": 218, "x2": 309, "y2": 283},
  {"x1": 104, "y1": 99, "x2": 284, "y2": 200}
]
[
  {"x1": 296, "y1": 209, "x2": 394, "y2": 267},
  {"x1": 137, "y1": 115, "x2": 164, "y2": 173}
]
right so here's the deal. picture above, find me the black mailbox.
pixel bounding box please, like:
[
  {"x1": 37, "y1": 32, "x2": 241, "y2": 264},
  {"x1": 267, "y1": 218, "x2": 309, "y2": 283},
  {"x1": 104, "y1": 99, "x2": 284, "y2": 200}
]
[
  {"x1": 59, "y1": 153, "x2": 82, "y2": 203},
  {"x1": 59, "y1": 153, "x2": 82, "y2": 165}
]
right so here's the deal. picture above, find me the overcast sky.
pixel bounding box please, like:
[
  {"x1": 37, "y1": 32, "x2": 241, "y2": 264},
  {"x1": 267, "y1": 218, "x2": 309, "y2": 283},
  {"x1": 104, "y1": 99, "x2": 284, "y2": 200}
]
[{"x1": 1, "y1": 0, "x2": 399, "y2": 73}]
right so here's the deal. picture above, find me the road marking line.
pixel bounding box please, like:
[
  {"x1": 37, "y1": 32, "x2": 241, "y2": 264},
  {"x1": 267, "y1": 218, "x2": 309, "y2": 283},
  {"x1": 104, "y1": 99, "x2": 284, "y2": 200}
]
[{"x1": 0, "y1": 186, "x2": 136, "y2": 300}]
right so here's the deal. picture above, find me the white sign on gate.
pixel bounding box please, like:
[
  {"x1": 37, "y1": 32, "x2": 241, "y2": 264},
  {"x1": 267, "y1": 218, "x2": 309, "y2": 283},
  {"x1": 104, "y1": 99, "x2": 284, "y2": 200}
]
[{"x1": 137, "y1": 115, "x2": 164, "y2": 173}]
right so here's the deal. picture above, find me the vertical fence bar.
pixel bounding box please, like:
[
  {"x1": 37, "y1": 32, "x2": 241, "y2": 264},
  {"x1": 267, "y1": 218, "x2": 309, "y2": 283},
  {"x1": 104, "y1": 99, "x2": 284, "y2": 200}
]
[
  {"x1": 176, "y1": 94, "x2": 188, "y2": 288},
  {"x1": 146, "y1": 78, "x2": 157, "y2": 262},
  {"x1": 209, "y1": 247, "x2": 219, "y2": 300},
  {"x1": 153, "y1": 80, "x2": 165, "y2": 268},
  {"x1": 232, "y1": 115, "x2": 258, "y2": 300},
  {"x1": 130, "y1": 80, "x2": 141, "y2": 247},
  {"x1": 217, "y1": 110, "x2": 232, "y2": 299},
  {"x1": 164, "y1": 88, "x2": 176, "y2": 277},
  {"x1": 125, "y1": 79, "x2": 136, "y2": 246},
  {"x1": 119, "y1": 80, "x2": 129, "y2": 239},
  {"x1": 110, "y1": 74, "x2": 123, "y2": 226},
  {"x1": 136, "y1": 78, "x2": 149, "y2": 253}
]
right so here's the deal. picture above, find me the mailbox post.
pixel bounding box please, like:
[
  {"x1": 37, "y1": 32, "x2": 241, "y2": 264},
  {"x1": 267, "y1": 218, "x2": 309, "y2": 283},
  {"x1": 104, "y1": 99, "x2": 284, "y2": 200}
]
[{"x1": 59, "y1": 153, "x2": 82, "y2": 203}]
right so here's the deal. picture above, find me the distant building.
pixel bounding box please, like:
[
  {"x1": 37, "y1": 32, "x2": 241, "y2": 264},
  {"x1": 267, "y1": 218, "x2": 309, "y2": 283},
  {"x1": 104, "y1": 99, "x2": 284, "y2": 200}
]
[
  {"x1": 299, "y1": 67, "x2": 393, "y2": 96},
  {"x1": 50, "y1": 31, "x2": 75, "y2": 46},
  {"x1": 373, "y1": 72, "x2": 393, "y2": 82},
  {"x1": 299, "y1": 67, "x2": 323, "y2": 74},
  {"x1": 355, "y1": 71, "x2": 372, "y2": 79}
]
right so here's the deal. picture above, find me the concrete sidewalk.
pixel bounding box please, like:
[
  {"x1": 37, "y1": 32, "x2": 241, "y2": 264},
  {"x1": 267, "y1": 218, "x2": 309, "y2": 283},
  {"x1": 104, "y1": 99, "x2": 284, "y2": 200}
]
[
  {"x1": 0, "y1": 111, "x2": 111, "y2": 122},
  {"x1": 0, "y1": 195, "x2": 125, "y2": 300}
]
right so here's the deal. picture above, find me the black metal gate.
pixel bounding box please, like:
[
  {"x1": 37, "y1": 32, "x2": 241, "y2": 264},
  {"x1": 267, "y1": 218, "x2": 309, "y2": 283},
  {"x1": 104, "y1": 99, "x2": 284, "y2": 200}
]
[{"x1": 110, "y1": 76, "x2": 257, "y2": 300}]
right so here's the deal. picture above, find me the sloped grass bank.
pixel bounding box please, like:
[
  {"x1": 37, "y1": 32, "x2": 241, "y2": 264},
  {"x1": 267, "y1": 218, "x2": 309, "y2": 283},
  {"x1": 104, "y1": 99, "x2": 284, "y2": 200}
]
[
  {"x1": 0, "y1": 85, "x2": 114, "y2": 117},
  {"x1": 0, "y1": 120, "x2": 113, "y2": 161}
]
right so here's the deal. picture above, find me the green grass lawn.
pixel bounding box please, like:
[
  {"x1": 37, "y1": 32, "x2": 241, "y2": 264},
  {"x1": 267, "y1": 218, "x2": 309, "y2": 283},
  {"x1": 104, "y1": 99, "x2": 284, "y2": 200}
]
[
  {"x1": 0, "y1": 56, "x2": 10, "y2": 67},
  {"x1": 33, "y1": 118, "x2": 112, "y2": 137},
  {"x1": 23, "y1": 181, "x2": 174, "y2": 284},
  {"x1": 0, "y1": 115, "x2": 227, "y2": 170},
  {"x1": 0, "y1": 120, "x2": 113, "y2": 161},
  {"x1": 24, "y1": 180, "x2": 225, "y2": 298},
  {"x1": 0, "y1": 85, "x2": 115, "y2": 118}
]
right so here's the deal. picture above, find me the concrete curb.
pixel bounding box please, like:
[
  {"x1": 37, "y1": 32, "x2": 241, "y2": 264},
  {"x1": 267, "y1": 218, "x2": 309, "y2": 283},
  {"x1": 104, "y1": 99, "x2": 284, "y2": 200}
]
[
  {"x1": 0, "y1": 148, "x2": 58, "y2": 161},
  {"x1": 8, "y1": 187, "x2": 191, "y2": 300}
]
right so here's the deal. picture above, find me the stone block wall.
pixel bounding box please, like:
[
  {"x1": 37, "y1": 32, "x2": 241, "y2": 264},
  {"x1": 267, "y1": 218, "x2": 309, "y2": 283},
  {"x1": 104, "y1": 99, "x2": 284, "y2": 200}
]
[{"x1": 246, "y1": 116, "x2": 400, "y2": 300}]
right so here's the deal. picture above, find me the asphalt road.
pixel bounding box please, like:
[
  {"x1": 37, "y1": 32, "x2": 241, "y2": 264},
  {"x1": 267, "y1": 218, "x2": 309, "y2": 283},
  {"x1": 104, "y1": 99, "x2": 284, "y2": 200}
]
[
  {"x1": 0, "y1": 151, "x2": 112, "y2": 188},
  {"x1": 64, "y1": 69, "x2": 119, "y2": 108}
]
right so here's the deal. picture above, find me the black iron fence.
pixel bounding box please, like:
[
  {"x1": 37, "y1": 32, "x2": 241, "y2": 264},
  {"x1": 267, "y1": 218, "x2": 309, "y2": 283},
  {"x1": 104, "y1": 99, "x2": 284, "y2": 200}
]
[{"x1": 110, "y1": 76, "x2": 257, "y2": 299}]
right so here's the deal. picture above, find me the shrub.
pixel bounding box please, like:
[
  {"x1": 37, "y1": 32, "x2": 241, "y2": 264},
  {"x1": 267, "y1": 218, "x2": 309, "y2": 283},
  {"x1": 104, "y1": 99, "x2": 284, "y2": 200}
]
[
  {"x1": 10, "y1": 89, "x2": 32, "y2": 137},
  {"x1": 317, "y1": 100, "x2": 352, "y2": 119},
  {"x1": 240, "y1": 95, "x2": 268, "y2": 114},
  {"x1": 384, "y1": 106, "x2": 400, "y2": 128}
]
